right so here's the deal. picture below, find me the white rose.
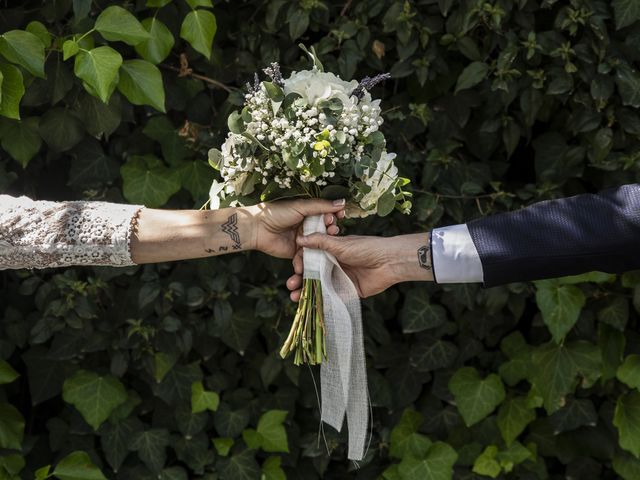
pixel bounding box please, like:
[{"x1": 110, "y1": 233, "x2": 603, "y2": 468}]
[{"x1": 283, "y1": 69, "x2": 359, "y2": 105}]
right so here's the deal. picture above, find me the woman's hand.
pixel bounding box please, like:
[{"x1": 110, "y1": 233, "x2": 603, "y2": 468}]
[
  {"x1": 286, "y1": 233, "x2": 434, "y2": 299},
  {"x1": 249, "y1": 199, "x2": 346, "y2": 259}
]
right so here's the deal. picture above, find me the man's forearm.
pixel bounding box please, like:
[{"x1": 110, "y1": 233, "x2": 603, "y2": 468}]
[{"x1": 130, "y1": 206, "x2": 258, "y2": 264}]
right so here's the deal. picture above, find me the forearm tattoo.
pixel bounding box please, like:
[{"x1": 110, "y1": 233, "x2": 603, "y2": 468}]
[
  {"x1": 205, "y1": 213, "x2": 242, "y2": 254},
  {"x1": 417, "y1": 244, "x2": 431, "y2": 271}
]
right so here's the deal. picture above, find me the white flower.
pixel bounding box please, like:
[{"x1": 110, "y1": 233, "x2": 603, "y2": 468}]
[
  {"x1": 209, "y1": 180, "x2": 226, "y2": 210},
  {"x1": 283, "y1": 69, "x2": 359, "y2": 105}
]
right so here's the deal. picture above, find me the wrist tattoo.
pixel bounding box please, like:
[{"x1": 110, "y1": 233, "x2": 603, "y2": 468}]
[
  {"x1": 205, "y1": 213, "x2": 242, "y2": 254},
  {"x1": 417, "y1": 245, "x2": 431, "y2": 271}
]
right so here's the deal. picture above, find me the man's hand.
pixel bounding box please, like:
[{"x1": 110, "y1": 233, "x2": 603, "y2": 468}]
[
  {"x1": 249, "y1": 199, "x2": 346, "y2": 259},
  {"x1": 286, "y1": 233, "x2": 434, "y2": 299}
]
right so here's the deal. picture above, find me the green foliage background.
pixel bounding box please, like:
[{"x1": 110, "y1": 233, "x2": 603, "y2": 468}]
[{"x1": 2, "y1": 0, "x2": 640, "y2": 478}]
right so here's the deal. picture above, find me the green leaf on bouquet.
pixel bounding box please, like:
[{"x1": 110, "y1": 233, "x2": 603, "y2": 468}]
[
  {"x1": 95, "y1": 6, "x2": 150, "y2": 45},
  {"x1": 449, "y1": 367, "x2": 506, "y2": 427},
  {"x1": 135, "y1": 18, "x2": 175, "y2": 64},
  {"x1": 320, "y1": 185, "x2": 350, "y2": 200},
  {"x1": 228, "y1": 111, "x2": 246, "y2": 134},
  {"x1": 377, "y1": 190, "x2": 396, "y2": 216},
  {"x1": 117, "y1": 59, "x2": 165, "y2": 112},
  {"x1": 180, "y1": 9, "x2": 217, "y2": 59},
  {"x1": 263, "y1": 81, "x2": 284, "y2": 102},
  {"x1": 62, "y1": 370, "x2": 127, "y2": 430},
  {"x1": 120, "y1": 154, "x2": 181, "y2": 207}
]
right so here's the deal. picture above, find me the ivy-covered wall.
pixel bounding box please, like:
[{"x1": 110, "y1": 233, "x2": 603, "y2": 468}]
[{"x1": 2, "y1": 0, "x2": 640, "y2": 478}]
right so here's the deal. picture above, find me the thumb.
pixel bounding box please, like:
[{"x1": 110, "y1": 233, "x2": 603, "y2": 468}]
[
  {"x1": 296, "y1": 198, "x2": 346, "y2": 217},
  {"x1": 296, "y1": 233, "x2": 340, "y2": 253}
]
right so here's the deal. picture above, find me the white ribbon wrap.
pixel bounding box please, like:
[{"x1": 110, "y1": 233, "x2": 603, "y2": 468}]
[{"x1": 302, "y1": 214, "x2": 369, "y2": 461}]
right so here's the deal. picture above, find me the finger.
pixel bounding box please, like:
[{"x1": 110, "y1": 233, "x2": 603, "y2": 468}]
[
  {"x1": 290, "y1": 289, "x2": 302, "y2": 302},
  {"x1": 296, "y1": 233, "x2": 335, "y2": 251},
  {"x1": 295, "y1": 198, "x2": 346, "y2": 217},
  {"x1": 287, "y1": 274, "x2": 302, "y2": 291},
  {"x1": 292, "y1": 250, "x2": 303, "y2": 275},
  {"x1": 327, "y1": 225, "x2": 339, "y2": 236},
  {"x1": 337, "y1": 209, "x2": 346, "y2": 220},
  {"x1": 324, "y1": 213, "x2": 335, "y2": 227}
]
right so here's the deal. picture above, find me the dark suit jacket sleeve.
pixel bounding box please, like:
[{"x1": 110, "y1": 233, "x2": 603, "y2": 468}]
[{"x1": 466, "y1": 184, "x2": 640, "y2": 287}]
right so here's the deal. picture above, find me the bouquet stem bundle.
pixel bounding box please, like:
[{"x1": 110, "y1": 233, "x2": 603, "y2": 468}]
[{"x1": 280, "y1": 278, "x2": 326, "y2": 365}]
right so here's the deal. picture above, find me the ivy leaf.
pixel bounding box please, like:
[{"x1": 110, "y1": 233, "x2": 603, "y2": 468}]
[
  {"x1": 191, "y1": 381, "x2": 220, "y2": 413},
  {"x1": 73, "y1": 92, "x2": 121, "y2": 138},
  {"x1": 400, "y1": 289, "x2": 447, "y2": 333},
  {"x1": 74, "y1": 46, "x2": 122, "y2": 103},
  {"x1": 153, "y1": 352, "x2": 177, "y2": 384},
  {"x1": 0, "y1": 403, "x2": 24, "y2": 450},
  {"x1": 530, "y1": 341, "x2": 602, "y2": 414},
  {"x1": 135, "y1": 18, "x2": 175, "y2": 64},
  {"x1": 180, "y1": 9, "x2": 217, "y2": 59},
  {"x1": 62, "y1": 40, "x2": 79, "y2": 61},
  {"x1": 409, "y1": 339, "x2": 458, "y2": 372},
  {"x1": 53, "y1": 451, "x2": 107, "y2": 480},
  {"x1": 598, "y1": 296, "x2": 629, "y2": 331},
  {"x1": 117, "y1": 59, "x2": 165, "y2": 112},
  {"x1": 218, "y1": 450, "x2": 260, "y2": 480},
  {"x1": 129, "y1": 429, "x2": 170, "y2": 473},
  {"x1": 25, "y1": 21, "x2": 52, "y2": 48},
  {"x1": 38, "y1": 107, "x2": 83, "y2": 152},
  {"x1": 0, "y1": 117, "x2": 41, "y2": 167},
  {"x1": 548, "y1": 398, "x2": 597, "y2": 434},
  {"x1": 389, "y1": 409, "x2": 432, "y2": 459},
  {"x1": 95, "y1": 6, "x2": 150, "y2": 46},
  {"x1": 212, "y1": 437, "x2": 234, "y2": 456},
  {"x1": 614, "y1": 0, "x2": 640, "y2": 29},
  {"x1": 535, "y1": 280, "x2": 585, "y2": 343},
  {"x1": 496, "y1": 397, "x2": 536, "y2": 446},
  {"x1": 614, "y1": 451, "x2": 640, "y2": 480},
  {"x1": 180, "y1": 160, "x2": 214, "y2": 200},
  {"x1": 214, "y1": 403, "x2": 250, "y2": 438},
  {"x1": 449, "y1": 367, "x2": 505, "y2": 427},
  {"x1": 154, "y1": 362, "x2": 202, "y2": 404},
  {"x1": 472, "y1": 445, "x2": 501, "y2": 478},
  {"x1": 616, "y1": 63, "x2": 640, "y2": 108},
  {"x1": 100, "y1": 417, "x2": 143, "y2": 472},
  {"x1": 615, "y1": 391, "x2": 640, "y2": 458},
  {"x1": 397, "y1": 441, "x2": 458, "y2": 480},
  {"x1": 617, "y1": 354, "x2": 640, "y2": 390},
  {"x1": 454, "y1": 61, "x2": 489, "y2": 94},
  {"x1": 143, "y1": 116, "x2": 191, "y2": 165},
  {"x1": 0, "y1": 30, "x2": 45, "y2": 77},
  {"x1": 262, "y1": 456, "x2": 286, "y2": 480},
  {"x1": 120, "y1": 154, "x2": 181, "y2": 207},
  {"x1": 186, "y1": 0, "x2": 213, "y2": 7},
  {"x1": 0, "y1": 61, "x2": 25, "y2": 120},
  {"x1": 256, "y1": 410, "x2": 289, "y2": 453},
  {"x1": 62, "y1": 370, "x2": 127, "y2": 430},
  {"x1": 0, "y1": 360, "x2": 19, "y2": 385}
]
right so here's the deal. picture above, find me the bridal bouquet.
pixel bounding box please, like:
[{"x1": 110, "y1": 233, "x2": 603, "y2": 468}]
[{"x1": 208, "y1": 46, "x2": 410, "y2": 366}]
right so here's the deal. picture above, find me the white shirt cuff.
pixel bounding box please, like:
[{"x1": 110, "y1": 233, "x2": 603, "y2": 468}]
[{"x1": 431, "y1": 224, "x2": 484, "y2": 283}]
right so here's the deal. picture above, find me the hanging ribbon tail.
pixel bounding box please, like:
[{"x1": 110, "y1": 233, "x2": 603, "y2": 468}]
[{"x1": 302, "y1": 215, "x2": 369, "y2": 461}]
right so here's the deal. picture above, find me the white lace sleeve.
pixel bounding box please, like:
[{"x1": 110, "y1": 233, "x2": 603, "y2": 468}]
[{"x1": 0, "y1": 195, "x2": 143, "y2": 270}]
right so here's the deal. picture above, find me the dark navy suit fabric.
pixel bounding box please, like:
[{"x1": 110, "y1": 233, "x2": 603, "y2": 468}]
[{"x1": 466, "y1": 184, "x2": 640, "y2": 287}]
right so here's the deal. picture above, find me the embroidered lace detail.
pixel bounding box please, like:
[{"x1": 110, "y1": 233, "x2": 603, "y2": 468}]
[{"x1": 0, "y1": 195, "x2": 143, "y2": 270}]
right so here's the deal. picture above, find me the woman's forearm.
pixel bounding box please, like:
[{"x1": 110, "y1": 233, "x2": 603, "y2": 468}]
[
  {"x1": 130, "y1": 206, "x2": 259, "y2": 264},
  {"x1": 386, "y1": 233, "x2": 435, "y2": 284}
]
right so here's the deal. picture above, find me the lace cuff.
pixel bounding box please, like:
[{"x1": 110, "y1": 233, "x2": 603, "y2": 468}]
[{"x1": 0, "y1": 195, "x2": 143, "y2": 270}]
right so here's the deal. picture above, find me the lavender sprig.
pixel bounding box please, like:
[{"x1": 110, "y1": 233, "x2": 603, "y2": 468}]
[
  {"x1": 263, "y1": 62, "x2": 284, "y2": 88},
  {"x1": 351, "y1": 73, "x2": 391, "y2": 99}
]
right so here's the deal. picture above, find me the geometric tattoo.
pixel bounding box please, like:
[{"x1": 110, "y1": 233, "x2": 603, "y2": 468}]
[
  {"x1": 221, "y1": 213, "x2": 242, "y2": 250},
  {"x1": 417, "y1": 244, "x2": 431, "y2": 271}
]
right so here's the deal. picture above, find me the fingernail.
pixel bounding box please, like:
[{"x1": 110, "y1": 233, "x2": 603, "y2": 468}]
[
  {"x1": 328, "y1": 215, "x2": 334, "y2": 225},
  {"x1": 337, "y1": 210, "x2": 346, "y2": 219},
  {"x1": 334, "y1": 227, "x2": 340, "y2": 234},
  {"x1": 333, "y1": 198, "x2": 346, "y2": 206}
]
